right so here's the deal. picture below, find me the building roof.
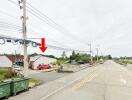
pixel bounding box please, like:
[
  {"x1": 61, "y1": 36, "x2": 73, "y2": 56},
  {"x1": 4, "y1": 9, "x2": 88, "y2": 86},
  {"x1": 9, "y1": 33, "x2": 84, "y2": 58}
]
[
  {"x1": 30, "y1": 55, "x2": 56, "y2": 62},
  {"x1": 6, "y1": 55, "x2": 24, "y2": 63}
]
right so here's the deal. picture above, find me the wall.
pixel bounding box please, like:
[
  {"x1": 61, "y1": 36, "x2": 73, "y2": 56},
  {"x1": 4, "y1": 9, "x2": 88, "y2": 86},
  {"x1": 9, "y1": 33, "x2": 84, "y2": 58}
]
[
  {"x1": 0, "y1": 56, "x2": 12, "y2": 67},
  {"x1": 30, "y1": 56, "x2": 57, "y2": 69}
]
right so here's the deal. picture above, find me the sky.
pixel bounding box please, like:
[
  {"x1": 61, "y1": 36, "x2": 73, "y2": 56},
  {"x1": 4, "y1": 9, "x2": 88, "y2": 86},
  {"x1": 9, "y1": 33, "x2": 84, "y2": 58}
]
[{"x1": 0, "y1": 0, "x2": 132, "y2": 57}]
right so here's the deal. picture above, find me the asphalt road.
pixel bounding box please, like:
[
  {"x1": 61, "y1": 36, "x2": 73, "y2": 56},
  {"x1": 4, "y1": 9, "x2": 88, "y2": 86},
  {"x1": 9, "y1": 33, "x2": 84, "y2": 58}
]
[
  {"x1": 29, "y1": 72, "x2": 69, "y2": 83},
  {"x1": 44, "y1": 60, "x2": 132, "y2": 100},
  {"x1": 9, "y1": 61, "x2": 132, "y2": 100},
  {"x1": 9, "y1": 63, "x2": 97, "y2": 100},
  {"x1": 28, "y1": 64, "x2": 89, "y2": 83}
]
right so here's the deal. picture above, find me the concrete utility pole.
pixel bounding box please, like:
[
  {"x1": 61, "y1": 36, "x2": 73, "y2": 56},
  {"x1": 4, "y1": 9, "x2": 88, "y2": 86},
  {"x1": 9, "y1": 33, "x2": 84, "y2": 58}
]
[
  {"x1": 96, "y1": 48, "x2": 99, "y2": 63},
  {"x1": 89, "y1": 43, "x2": 93, "y2": 65},
  {"x1": 22, "y1": 0, "x2": 28, "y2": 77}
]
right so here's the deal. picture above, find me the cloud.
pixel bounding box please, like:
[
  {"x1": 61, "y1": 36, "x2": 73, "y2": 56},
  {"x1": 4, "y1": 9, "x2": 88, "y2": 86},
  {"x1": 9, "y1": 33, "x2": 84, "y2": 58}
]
[{"x1": 0, "y1": 0, "x2": 132, "y2": 56}]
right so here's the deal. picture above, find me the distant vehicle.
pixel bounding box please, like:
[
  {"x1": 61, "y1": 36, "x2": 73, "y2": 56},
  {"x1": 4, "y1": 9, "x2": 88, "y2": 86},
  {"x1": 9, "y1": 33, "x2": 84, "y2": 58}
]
[
  {"x1": 37, "y1": 64, "x2": 51, "y2": 70},
  {"x1": 12, "y1": 63, "x2": 22, "y2": 71},
  {"x1": 99, "y1": 59, "x2": 104, "y2": 64},
  {"x1": 14, "y1": 66, "x2": 21, "y2": 71}
]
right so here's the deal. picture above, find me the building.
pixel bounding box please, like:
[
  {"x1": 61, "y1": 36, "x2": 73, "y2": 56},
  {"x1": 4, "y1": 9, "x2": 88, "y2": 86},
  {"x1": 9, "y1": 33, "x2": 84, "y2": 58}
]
[
  {"x1": 0, "y1": 55, "x2": 12, "y2": 67},
  {"x1": 7, "y1": 55, "x2": 24, "y2": 66},
  {"x1": 0, "y1": 55, "x2": 25, "y2": 68},
  {"x1": 30, "y1": 55, "x2": 57, "y2": 69}
]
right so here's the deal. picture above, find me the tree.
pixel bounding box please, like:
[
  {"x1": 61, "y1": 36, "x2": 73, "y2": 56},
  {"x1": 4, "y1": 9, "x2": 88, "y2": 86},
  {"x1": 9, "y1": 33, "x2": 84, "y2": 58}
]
[
  {"x1": 70, "y1": 51, "x2": 76, "y2": 60},
  {"x1": 61, "y1": 51, "x2": 66, "y2": 59},
  {"x1": 108, "y1": 55, "x2": 112, "y2": 59},
  {"x1": 70, "y1": 52, "x2": 90, "y2": 64}
]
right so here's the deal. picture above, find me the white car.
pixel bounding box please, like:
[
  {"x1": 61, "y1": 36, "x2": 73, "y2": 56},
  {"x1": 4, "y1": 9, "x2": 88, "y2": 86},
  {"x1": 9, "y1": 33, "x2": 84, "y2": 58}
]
[
  {"x1": 12, "y1": 64, "x2": 22, "y2": 71},
  {"x1": 99, "y1": 59, "x2": 104, "y2": 64}
]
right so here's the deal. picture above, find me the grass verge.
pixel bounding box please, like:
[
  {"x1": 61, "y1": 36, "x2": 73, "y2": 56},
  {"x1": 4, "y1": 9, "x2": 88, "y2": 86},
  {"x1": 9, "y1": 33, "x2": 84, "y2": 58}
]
[{"x1": 29, "y1": 78, "x2": 43, "y2": 88}]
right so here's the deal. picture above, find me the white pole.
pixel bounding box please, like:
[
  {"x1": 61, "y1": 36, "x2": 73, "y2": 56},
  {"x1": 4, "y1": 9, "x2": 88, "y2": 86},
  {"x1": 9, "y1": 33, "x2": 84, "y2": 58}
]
[
  {"x1": 96, "y1": 48, "x2": 99, "y2": 63},
  {"x1": 22, "y1": 0, "x2": 28, "y2": 77},
  {"x1": 89, "y1": 43, "x2": 93, "y2": 65}
]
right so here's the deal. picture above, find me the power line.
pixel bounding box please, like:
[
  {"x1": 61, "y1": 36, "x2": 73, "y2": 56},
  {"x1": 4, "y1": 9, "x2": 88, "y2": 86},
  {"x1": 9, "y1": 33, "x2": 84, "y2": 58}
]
[
  {"x1": 27, "y1": 25, "x2": 73, "y2": 48},
  {"x1": 6, "y1": 0, "x2": 73, "y2": 48},
  {"x1": 8, "y1": 0, "x2": 88, "y2": 46},
  {"x1": 26, "y1": 2, "x2": 88, "y2": 45},
  {"x1": 27, "y1": 2, "x2": 68, "y2": 33},
  {"x1": 0, "y1": 9, "x2": 70, "y2": 48},
  {"x1": 0, "y1": 21, "x2": 21, "y2": 29},
  {"x1": 0, "y1": 34, "x2": 89, "y2": 53},
  {"x1": 0, "y1": 22, "x2": 22, "y2": 32}
]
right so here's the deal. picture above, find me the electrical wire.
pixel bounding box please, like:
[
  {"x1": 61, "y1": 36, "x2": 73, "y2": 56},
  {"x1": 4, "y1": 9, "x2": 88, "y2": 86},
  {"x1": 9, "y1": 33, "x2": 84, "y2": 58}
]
[
  {"x1": 0, "y1": 24, "x2": 21, "y2": 31},
  {"x1": 5, "y1": 0, "x2": 72, "y2": 48},
  {"x1": 0, "y1": 21, "x2": 21, "y2": 28},
  {"x1": 0, "y1": 20, "x2": 22, "y2": 32},
  {"x1": 26, "y1": 3, "x2": 88, "y2": 45},
  {"x1": 8, "y1": 0, "x2": 88, "y2": 46},
  {"x1": 0, "y1": 34, "x2": 89, "y2": 52},
  {"x1": 0, "y1": 10, "x2": 70, "y2": 48}
]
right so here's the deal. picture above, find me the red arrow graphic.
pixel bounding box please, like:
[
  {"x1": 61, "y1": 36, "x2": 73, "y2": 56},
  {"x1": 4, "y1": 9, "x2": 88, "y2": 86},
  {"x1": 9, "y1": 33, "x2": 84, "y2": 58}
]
[{"x1": 39, "y1": 38, "x2": 47, "y2": 53}]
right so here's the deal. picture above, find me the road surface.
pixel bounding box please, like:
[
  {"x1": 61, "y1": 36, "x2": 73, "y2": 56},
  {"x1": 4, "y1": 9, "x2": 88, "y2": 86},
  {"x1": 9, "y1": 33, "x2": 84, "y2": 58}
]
[
  {"x1": 9, "y1": 60, "x2": 132, "y2": 100},
  {"x1": 28, "y1": 64, "x2": 89, "y2": 83},
  {"x1": 29, "y1": 72, "x2": 69, "y2": 82},
  {"x1": 43, "y1": 60, "x2": 132, "y2": 100}
]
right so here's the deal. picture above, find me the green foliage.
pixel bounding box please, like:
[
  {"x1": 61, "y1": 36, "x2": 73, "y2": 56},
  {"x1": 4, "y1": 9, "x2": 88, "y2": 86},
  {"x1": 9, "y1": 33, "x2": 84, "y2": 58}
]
[
  {"x1": 70, "y1": 51, "x2": 90, "y2": 64},
  {"x1": 30, "y1": 53, "x2": 56, "y2": 58},
  {"x1": 108, "y1": 55, "x2": 112, "y2": 59},
  {"x1": 0, "y1": 68, "x2": 9, "y2": 81},
  {"x1": 69, "y1": 51, "x2": 76, "y2": 60},
  {"x1": 115, "y1": 59, "x2": 132, "y2": 65},
  {"x1": 29, "y1": 78, "x2": 43, "y2": 87},
  {"x1": 56, "y1": 59, "x2": 69, "y2": 64}
]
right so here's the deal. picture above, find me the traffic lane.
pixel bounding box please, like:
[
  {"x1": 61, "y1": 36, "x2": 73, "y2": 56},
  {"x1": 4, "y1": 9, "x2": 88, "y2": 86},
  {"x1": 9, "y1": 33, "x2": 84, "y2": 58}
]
[
  {"x1": 29, "y1": 72, "x2": 70, "y2": 82},
  {"x1": 77, "y1": 61, "x2": 132, "y2": 100},
  {"x1": 43, "y1": 66, "x2": 103, "y2": 100},
  {"x1": 44, "y1": 61, "x2": 132, "y2": 100},
  {"x1": 94, "y1": 62, "x2": 132, "y2": 86},
  {"x1": 29, "y1": 64, "x2": 89, "y2": 83},
  {"x1": 9, "y1": 65, "x2": 99, "y2": 100},
  {"x1": 84, "y1": 61, "x2": 132, "y2": 100},
  {"x1": 44, "y1": 84, "x2": 105, "y2": 100}
]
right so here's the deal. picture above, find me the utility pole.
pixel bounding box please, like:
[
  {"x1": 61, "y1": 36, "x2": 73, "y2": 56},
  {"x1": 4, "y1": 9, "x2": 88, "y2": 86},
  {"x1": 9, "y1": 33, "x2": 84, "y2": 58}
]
[
  {"x1": 88, "y1": 43, "x2": 93, "y2": 65},
  {"x1": 15, "y1": 50, "x2": 17, "y2": 64},
  {"x1": 96, "y1": 48, "x2": 99, "y2": 63},
  {"x1": 20, "y1": 0, "x2": 28, "y2": 77}
]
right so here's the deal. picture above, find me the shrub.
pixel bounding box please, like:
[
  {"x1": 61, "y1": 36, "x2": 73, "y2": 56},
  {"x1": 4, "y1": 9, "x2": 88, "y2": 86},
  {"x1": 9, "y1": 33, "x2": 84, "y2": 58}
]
[{"x1": 4, "y1": 68, "x2": 17, "y2": 79}]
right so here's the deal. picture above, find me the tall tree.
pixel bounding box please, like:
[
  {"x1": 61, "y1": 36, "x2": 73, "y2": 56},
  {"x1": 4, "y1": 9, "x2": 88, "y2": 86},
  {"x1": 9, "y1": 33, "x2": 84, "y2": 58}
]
[{"x1": 62, "y1": 51, "x2": 66, "y2": 59}]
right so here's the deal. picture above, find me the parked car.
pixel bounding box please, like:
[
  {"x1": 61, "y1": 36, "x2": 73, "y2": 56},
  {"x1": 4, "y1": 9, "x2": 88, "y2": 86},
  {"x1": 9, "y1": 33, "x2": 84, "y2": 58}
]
[
  {"x1": 99, "y1": 59, "x2": 104, "y2": 64},
  {"x1": 12, "y1": 63, "x2": 22, "y2": 71},
  {"x1": 37, "y1": 64, "x2": 51, "y2": 70}
]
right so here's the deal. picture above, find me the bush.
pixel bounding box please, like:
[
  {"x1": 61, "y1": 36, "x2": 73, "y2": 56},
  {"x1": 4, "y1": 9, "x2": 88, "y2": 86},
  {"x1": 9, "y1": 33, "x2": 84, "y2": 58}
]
[{"x1": 4, "y1": 68, "x2": 17, "y2": 79}]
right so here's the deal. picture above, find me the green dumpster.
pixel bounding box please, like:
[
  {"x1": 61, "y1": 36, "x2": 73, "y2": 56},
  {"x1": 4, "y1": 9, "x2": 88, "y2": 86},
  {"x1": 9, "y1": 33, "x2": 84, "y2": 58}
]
[
  {"x1": 11, "y1": 78, "x2": 29, "y2": 95},
  {"x1": 0, "y1": 81, "x2": 11, "y2": 99}
]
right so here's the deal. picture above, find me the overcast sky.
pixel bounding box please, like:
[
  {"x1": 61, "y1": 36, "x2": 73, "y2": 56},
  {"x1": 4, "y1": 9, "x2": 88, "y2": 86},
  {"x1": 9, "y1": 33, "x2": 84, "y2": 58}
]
[{"x1": 0, "y1": 0, "x2": 132, "y2": 57}]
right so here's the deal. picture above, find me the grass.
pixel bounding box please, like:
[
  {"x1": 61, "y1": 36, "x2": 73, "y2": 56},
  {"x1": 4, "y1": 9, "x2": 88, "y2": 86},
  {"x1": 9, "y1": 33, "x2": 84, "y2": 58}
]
[
  {"x1": 56, "y1": 59, "x2": 69, "y2": 64},
  {"x1": 29, "y1": 78, "x2": 43, "y2": 88},
  {"x1": 57, "y1": 70, "x2": 74, "y2": 73},
  {"x1": 42, "y1": 67, "x2": 59, "y2": 72},
  {"x1": 115, "y1": 60, "x2": 132, "y2": 65},
  {"x1": 0, "y1": 68, "x2": 9, "y2": 81}
]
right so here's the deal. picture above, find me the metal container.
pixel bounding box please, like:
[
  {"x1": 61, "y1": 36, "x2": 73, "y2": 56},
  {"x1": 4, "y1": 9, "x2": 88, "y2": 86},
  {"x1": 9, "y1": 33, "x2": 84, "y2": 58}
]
[
  {"x1": 0, "y1": 81, "x2": 11, "y2": 99},
  {"x1": 11, "y1": 78, "x2": 29, "y2": 95}
]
